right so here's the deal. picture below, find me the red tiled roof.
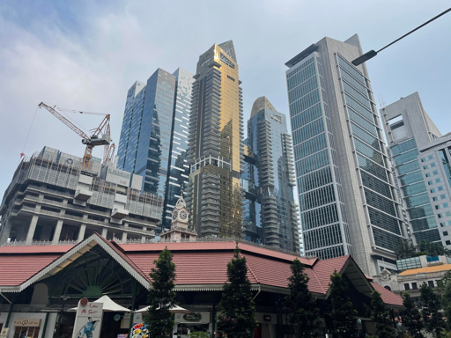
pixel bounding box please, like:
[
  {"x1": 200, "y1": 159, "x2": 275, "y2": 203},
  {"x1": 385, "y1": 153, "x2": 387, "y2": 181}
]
[
  {"x1": 310, "y1": 255, "x2": 350, "y2": 292},
  {"x1": 119, "y1": 241, "x2": 316, "y2": 267},
  {"x1": 0, "y1": 254, "x2": 61, "y2": 286},
  {"x1": 0, "y1": 236, "x2": 402, "y2": 308},
  {"x1": 0, "y1": 245, "x2": 74, "y2": 254},
  {"x1": 371, "y1": 282, "x2": 403, "y2": 306}
]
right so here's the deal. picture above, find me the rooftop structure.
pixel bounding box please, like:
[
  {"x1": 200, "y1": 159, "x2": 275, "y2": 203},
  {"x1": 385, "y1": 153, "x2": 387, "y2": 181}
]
[
  {"x1": 0, "y1": 147, "x2": 163, "y2": 246},
  {"x1": 373, "y1": 254, "x2": 451, "y2": 302}
]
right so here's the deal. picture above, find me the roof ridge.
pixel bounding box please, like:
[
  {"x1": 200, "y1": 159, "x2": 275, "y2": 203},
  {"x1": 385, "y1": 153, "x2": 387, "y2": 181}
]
[
  {"x1": 310, "y1": 267, "x2": 326, "y2": 294},
  {"x1": 240, "y1": 252, "x2": 260, "y2": 284},
  {"x1": 94, "y1": 234, "x2": 150, "y2": 282}
]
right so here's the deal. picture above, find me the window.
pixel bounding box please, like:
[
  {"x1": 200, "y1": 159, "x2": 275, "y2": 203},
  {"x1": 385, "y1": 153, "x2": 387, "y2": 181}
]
[
  {"x1": 429, "y1": 155, "x2": 434, "y2": 160},
  {"x1": 433, "y1": 197, "x2": 438, "y2": 201},
  {"x1": 431, "y1": 188, "x2": 436, "y2": 193},
  {"x1": 441, "y1": 223, "x2": 446, "y2": 227},
  {"x1": 421, "y1": 158, "x2": 426, "y2": 162},
  {"x1": 439, "y1": 186, "x2": 444, "y2": 191},
  {"x1": 431, "y1": 163, "x2": 436, "y2": 167},
  {"x1": 447, "y1": 240, "x2": 451, "y2": 245},
  {"x1": 447, "y1": 211, "x2": 451, "y2": 217},
  {"x1": 384, "y1": 285, "x2": 392, "y2": 291},
  {"x1": 428, "y1": 281, "x2": 435, "y2": 288},
  {"x1": 404, "y1": 283, "x2": 410, "y2": 290},
  {"x1": 426, "y1": 173, "x2": 431, "y2": 177},
  {"x1": 444, "y1": 231, "x2": 449, "y2": 236},
  {"x1": 436, "y1": 205, "x2": 441, "y2": 210},
  {"x1": 433, "y1": 170, "x2": 438, "y2": 175},
  {"x1": 444, "y1": 203, "x2": 449, "y2": 208},
  {"x1": 441, "y1": 195, "x2": 447, "y2": 200},
  {"x1": 438, "y1": 214, "x2": 443, "y2": 218},
  {"x1": 424, "y1": 165, "x2": 429, "y2": 169},
  {"x1": 412, "y1": 283, "x2": 418, "y2": 290},
  {"x1": 428, "y1": 181, "x2": 433, "y2": 185},
  {"x1": 436, "y1": 178, "x2": 441, "y2": 183}
]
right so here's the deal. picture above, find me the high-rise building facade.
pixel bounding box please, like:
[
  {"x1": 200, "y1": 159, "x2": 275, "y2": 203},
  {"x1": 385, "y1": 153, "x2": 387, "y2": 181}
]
[
  {"x1": 186, "y1": 41, "x2": 244, "y2": 238},
  {"x1": 381, "y1": 92, "x2": 451, "y2": 247},
  {"x1": 117, "y1": 68, "x2": 194, "y2": 229},
  {"x1": 285, "y1": 35, "x2": 406, "y2": 275},
  {"x1": 242, "y1": 96, "x2": 300, "y2": 252}
]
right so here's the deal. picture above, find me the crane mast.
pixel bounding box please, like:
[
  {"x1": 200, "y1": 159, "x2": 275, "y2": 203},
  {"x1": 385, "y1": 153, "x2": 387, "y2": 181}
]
[{"x1": 38, "y1": 102, "x2": 115, "y2": 169}]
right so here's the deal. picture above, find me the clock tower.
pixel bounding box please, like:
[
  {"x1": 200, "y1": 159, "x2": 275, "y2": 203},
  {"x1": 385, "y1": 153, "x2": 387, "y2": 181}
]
[{"x1": 160, "y1": 195, "x2": 197, "y2": 243}]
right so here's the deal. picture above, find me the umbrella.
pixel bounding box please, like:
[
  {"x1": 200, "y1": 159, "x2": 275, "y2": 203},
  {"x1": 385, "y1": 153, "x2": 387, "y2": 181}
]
[
  {"x1": 135, "y1": 304, "x2": 190, "y2": 313},
  {"x1": 68, "y1": 295, "x2": 132, "y2": 312}
]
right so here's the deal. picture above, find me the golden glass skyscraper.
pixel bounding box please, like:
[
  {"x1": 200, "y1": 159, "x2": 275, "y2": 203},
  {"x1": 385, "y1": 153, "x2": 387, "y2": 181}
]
[{"x1": 186, "y1": 40, "x2": 244, "y2": 238}]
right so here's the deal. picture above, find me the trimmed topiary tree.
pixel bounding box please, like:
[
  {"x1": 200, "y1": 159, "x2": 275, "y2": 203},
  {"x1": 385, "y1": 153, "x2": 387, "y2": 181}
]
[
  {"x1": 218, "y1": 243, "x2": 256, "y2": 338},
  {"x1": 145, "y1": 247, "x2": 177, "y2": 338}
]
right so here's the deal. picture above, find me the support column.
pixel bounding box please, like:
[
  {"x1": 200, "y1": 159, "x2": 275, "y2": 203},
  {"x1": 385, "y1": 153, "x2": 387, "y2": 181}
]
[
  {"x1": 52, "y1": 220, "x2": 63, "y2": 244},
  {"x1": 77, "y1": 224, "x2": 86, "y2": 242},
  {"x1": 122, "y1": 232, "x2": 128, "y2": 243},
  {"x1": 101, "y1": 228, "x2": 108, "y2": 238},
  {"x1": 141, "y1": 236, "x2": 146, "y2": 244},
  {"x1": 26, "y1": 215, "x2": 39, "y2": 245}
]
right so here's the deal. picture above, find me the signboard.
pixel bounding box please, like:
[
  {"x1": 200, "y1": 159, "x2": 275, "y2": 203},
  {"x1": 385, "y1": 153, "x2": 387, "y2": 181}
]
[
  {"x1": 72, "y1": 299, "x2": 104, "y2": 338},
  {"x1": 0, "y1": 328, "x2": 9, "y2": 338},
  {"x1": 13, "y1": 319, "x2": 41, "y2": 327},
  {"x1": 175, "y1": 312, "x2": 210, "y2": 323}
]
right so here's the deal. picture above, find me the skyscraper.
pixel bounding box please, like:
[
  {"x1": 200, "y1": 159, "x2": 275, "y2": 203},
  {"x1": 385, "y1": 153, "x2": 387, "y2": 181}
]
[
  {"x1": 285, "y1": 35, "x2": 406, "y2": 275},
  {"x1": 382, "y1": 92, "x2": 450, "y2": 246},
  {"x1": 117, "y1": 68, "x2": 194, "y2": 229},
  {"x1": 242, "y1": 96, "x2": 300, "y2": 252},
  {"x1": 186, "y1": 40, "x2": 244, "y2": 238}
]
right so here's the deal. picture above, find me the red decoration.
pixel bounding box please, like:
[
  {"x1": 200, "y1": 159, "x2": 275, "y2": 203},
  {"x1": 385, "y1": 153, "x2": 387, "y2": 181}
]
[{"x1": 80, "y1": 297, "x2": 88, "y2": 306}]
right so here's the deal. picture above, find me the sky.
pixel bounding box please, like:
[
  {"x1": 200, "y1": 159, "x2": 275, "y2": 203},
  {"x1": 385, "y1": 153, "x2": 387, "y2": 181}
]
[{"x1": 0, "y1": 0, "x2": 450, "y2": 197}]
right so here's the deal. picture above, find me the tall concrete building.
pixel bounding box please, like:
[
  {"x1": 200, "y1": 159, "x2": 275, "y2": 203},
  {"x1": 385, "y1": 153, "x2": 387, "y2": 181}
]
[
  {"x1": 242, "y1": 97, "x2": 300, "y2": 252},
  {"x1": 285, "y1": 35, "x2": 406, "y2": 275},
  {"x1": 186, "y1": 40, "x2": 244, "y2": 238},
  {"x1": 382, "y1": 92, "x2": 451, "y2": 247},
  {"x1": 117, "y1": 68, "x2": 194, "y2": 230},
  {"x1": 0, "y1": 147, "x2": 163, "y2": 245}
]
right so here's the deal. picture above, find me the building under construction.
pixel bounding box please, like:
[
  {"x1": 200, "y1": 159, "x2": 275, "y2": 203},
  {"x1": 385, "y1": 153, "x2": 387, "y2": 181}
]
[{"x1": 0, "y1": 147, "x2": 163, "y2": 245}]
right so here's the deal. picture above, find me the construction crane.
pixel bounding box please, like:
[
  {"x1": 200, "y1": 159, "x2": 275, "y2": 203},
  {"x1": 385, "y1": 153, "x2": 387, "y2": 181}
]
[{"x1": 38, "y1": 102, "x2": 115, "y2": 169}]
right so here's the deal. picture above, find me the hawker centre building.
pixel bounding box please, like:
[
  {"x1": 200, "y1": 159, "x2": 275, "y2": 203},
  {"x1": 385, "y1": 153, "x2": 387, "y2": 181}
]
[{"x1": 0, "y1": 233, "x2": 403, "y2": 338}]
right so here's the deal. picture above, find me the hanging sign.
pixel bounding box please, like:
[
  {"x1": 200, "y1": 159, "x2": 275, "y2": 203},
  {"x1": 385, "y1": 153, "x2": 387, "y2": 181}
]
[
  {"x1": 72, "y1": 298, "x2": 104, "y2": 338},
  {"x1": 13, "y1": 319, "x2": 41, "y2": 327}
]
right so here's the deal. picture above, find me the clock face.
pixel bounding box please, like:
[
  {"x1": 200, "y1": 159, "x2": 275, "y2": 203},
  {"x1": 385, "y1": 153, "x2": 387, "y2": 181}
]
[
  {"x1": 180, "y1": 210, "x2": 188, "y2": 220},
  {"x1": 172, "y1": 210, "x2": 178, "y2": 220}
]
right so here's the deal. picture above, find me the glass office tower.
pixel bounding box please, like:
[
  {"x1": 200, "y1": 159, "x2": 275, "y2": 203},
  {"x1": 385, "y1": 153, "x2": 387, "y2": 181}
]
[
  {"x1": 382, "y1": 92, "x2": 445, "y2": 245},
  {"x1": 285, "y1": 35, "x2": 406, "y2": 275},
  {"x1": 243, "y1": 96, "x2": 300, "y2": 252},
  {"x1": 186, "y1": 40, "x2": 244, "y2": 238},
  {"x1": 117, "y1": 68, "x2": 194, "y2": 229}
]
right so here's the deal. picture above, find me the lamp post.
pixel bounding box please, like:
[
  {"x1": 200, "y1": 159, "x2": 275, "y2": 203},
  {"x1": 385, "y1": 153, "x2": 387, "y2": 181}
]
[{"x1": 352, "y1": 7, "x2": 451, "y2": 66}]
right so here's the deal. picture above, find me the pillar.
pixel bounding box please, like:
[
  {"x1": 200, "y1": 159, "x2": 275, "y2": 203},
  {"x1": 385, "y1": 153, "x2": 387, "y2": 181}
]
[
  {"x1": 77, "y1": 224, "x2": 86, "y2": 242},
  {"x1": 26, "y1": 215, "x2": 39, "y2": 245},
  {"x1": 101, "y1": 228, "x2": 108, "y2": 238},
  {"x1": 122, "y1": 232, "x2": 128, "y2": 243},
  {"x1": 52, "y1": 220, "x2": 63, "y2": 244},
  {"x1": 141, "y1": 236, "x2": 146, "y2": 244}
]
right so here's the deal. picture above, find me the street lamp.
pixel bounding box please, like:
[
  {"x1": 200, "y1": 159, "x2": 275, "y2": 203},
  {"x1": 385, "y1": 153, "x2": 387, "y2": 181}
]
[{"x1": 352, "y1": 7, "x2": 451, "y2": 66}]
